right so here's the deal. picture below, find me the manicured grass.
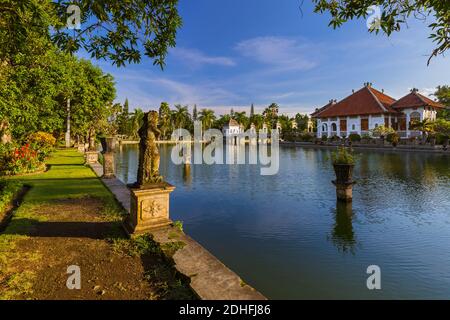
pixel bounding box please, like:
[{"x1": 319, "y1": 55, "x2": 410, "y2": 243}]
[{"x1": 10, "y1": 149, "x2": 120, "y2": 204}]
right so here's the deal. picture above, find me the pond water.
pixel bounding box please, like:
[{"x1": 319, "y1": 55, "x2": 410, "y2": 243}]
[{"x1": 114, "y1": 144, "x2": 450, "y2": 299}]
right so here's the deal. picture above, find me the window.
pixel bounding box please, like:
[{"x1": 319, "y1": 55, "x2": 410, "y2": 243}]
[
  {"x1": 352, "y1": 124, "x2": 356, "y2": 131},
  {"x1": 331, "y1": 123, "x2": 337, "y2": 132}
]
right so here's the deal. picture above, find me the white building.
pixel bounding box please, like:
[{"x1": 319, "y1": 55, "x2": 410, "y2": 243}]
[
  {"x1": 311, "y1": 84, "x2": 444, "y2": 139},
  {"x1": 222, "y1": 119, "x2": 244, "y2": 137}
]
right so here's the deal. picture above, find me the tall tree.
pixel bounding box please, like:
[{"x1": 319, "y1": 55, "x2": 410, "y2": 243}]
[
  {"x1": 311, "y1": 0, "x2": 450, "y2": 64},
  {"x1": 295, "y1": 113, "x2": 310, "y2": 131},
  {"x1": 263, "y1": 103, "x2": 279, "y2": 129},
  {"x1": 159, "y1": 102, "x2": 172, "y2": 140},
  {"x1": 193, "y1": 104, "x2": 198, "y2": 121},
  {"x1": 129, "y1": 108, "x2": 144, "y2": 139},
  {"x1": 250, "y1": 103, "x2": 255, "y2": 120},
  {"x1": 233, "y1": 111, "x2": 249, "y2": 129},
  {"x1": 198, "y1": 109, "x2": 216, "y2": 130},
  {"x1": 172, "y1": 104, "x2": 190, "y2": 129}
]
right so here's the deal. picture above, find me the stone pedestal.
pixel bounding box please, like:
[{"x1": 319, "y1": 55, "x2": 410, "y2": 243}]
[
  {"x1": 332, "y1": 180, "x2": 356, "y2": 202},
  {"x1": 102, "y1": 152, "x2": 115, "y2": 179},
  {"x1": 85, "y1": 151, "x2": 99, "y2": 165},
  {"x1": 124, "y1": 183, "x2": 176, "y2": 236}
]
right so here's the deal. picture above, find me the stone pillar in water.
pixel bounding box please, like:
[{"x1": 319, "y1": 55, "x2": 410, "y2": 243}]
[{"x1": 332, "y1": 164, "x2": 356, "y2": 202}]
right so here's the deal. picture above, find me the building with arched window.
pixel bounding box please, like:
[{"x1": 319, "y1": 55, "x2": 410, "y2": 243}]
[{"x1": 311, "y1": 84, "x2": 444, "y2": 139}]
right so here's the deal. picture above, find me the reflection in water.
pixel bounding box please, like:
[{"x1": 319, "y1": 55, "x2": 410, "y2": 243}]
[
  {"x1": 330, "y1": 201, "x2": 357, "y2": 254},
  {"x1": 183, "y1": 164, "x2": 192, "y2": 186}
]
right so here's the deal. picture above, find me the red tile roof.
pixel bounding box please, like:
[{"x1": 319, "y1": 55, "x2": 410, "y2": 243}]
[
  {"x1": 310, "y1": 101, "x2": 335, "y2": 117},
  {"x1": 391, "y1": 91, "x2": 444, "y2": 110},
  {"x1": 314, "y1": 86, "x2": 398, "y2": 118}
]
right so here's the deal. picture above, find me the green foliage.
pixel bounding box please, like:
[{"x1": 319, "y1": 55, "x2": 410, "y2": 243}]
[
  {"x1": 371, "y1": 125, "x2": 395, "y2": 137},
  {"x1": 331, "y1": 147, "x2": 356, "y2": 165},
  {"x1": 312, "y1": 0, "x2": 450, "y2": 64},
  {"x1": 434, "y1": 85, "x2": 450, "y2": 120},
  {"x1": 0, "y1": 0, "x2": 182, "y2": 67},
  {"x1": 263, "y1": 103, "x2": 279, "y2": 129},
  {"x1": 0, "y1": 180, "x2": 23, "y2": 213},
  {"x1": 173, "y1": 221, "x2": 184, "y2": 233},
  {"x1": 349, "y1": 133, "x2": 361, "y2": 142},
  {"x1": 433, "y1": 119, "x2": 450, "y2": 138},
  {"x1": 295, "y1": 113, "x2": 310, "y2": 131},
  {"x1": 386, "y1": 132, "x2": 400, "y2": 145},
  {"x1": 298, "y1": 132, "x2": 314, "y2": 142},
  {"x1": 199, "y1": 109, "x2": 217, "y2": 131}
]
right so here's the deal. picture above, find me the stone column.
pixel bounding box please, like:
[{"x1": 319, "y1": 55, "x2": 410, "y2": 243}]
[
  {"x1": 332, "y1": 180, "x2": 356, "y2": 202},
  {"x1": 101, "y1": 137, "x2": 116, "y2": 179}
]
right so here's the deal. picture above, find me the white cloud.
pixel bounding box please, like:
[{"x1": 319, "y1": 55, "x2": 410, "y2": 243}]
[
  {"x1": 235, "y1": 36, "x2": 317, "y2": 71},
  {"x1": 171, "y1": 47, "x2": 236, "y2": 67}
]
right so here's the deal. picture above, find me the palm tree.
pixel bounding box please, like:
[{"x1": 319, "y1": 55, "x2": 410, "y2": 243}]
[
  {"x1": 129, "y1": 108, "x2": 144, "y2": 139},
  {"x1": 172, "y1": 104, "x2": 190, "y2": 129},
  {"x1": 233, "y1": 111, "x2": 249, "y2": 129},
  {"x1": 198, "y1": 109, "x2": 216, "y2": 130}
]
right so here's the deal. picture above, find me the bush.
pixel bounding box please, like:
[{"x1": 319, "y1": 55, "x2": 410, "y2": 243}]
[
  {"x1": 331, "y1": 146, "x2": 355, "y2": 165},
  {"x1": 28, "y1": 132, "x2": 56, "y2": 161},
  {"x1": 299, "y1": 133, "x2": 314, "y2": 142},
  {"x1": 386, "y1": 132, "x2": 400, "y2": 144},
  {"x1": 349, "y1": 133, "x2": 361, "y2": 142},
  {"x1": 330, "y1": 135, "x2": 341, "y2": 142},
  {"x1": 321, "y1": 135, "x2": 328, "y2": 142}
]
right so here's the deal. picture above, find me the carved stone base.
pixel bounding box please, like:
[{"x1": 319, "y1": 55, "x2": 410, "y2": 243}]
[
  {"x1": 76, "y1": 144, "x2": 86, "y2": 153},
  {"x1": 102, "y1": 152, "x2": 115, "y2": 179},
  {"x1": 332, "y1": 180, "x2": 356, "y2": 202},
  {"x1": 123, "y1": 183, "x2": 176, "y2": 236},
  {"x1": 85, "y1": 151, "x2": 99, "y2": 164}
]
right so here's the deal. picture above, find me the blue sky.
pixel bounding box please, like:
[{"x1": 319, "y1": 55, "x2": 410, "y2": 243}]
[{"x1": 86, "y1": 0, "x2": 450, "y2": 116}]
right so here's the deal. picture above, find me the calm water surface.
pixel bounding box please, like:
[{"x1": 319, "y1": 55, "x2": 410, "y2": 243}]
[{"x1": 115, "y1": 144, "x2": 450, "y2": 299}]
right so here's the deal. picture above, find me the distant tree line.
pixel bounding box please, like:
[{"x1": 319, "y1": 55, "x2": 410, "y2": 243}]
[{"x1": 111, "y1": 101, "x2": 314, "y2": 141}]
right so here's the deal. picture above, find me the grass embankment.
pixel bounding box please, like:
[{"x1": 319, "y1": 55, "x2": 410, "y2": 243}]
[{"x1": 0, "y1": 149, "x2": 195, "y2": 300}]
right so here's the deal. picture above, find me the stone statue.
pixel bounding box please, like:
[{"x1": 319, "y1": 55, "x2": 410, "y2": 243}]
[{"x1": 136, "y1": 111, "x2": 163, "y2": 186}]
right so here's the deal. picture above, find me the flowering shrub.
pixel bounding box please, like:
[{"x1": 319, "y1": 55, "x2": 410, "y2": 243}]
[
  {"x1": 0, "y1": 143, "x2": 44, "y2": 175},
  {"x1": 27, "y1": 132, "x2": 56, "y2": 161}
]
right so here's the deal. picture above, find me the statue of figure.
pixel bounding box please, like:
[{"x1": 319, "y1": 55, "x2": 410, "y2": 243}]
[
  {"x1": 136, "y1": 111, "x2": 163, "y2": 186},
  {"x1": 88, "y1": 128, "x2": 96, "y2": 151}
]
